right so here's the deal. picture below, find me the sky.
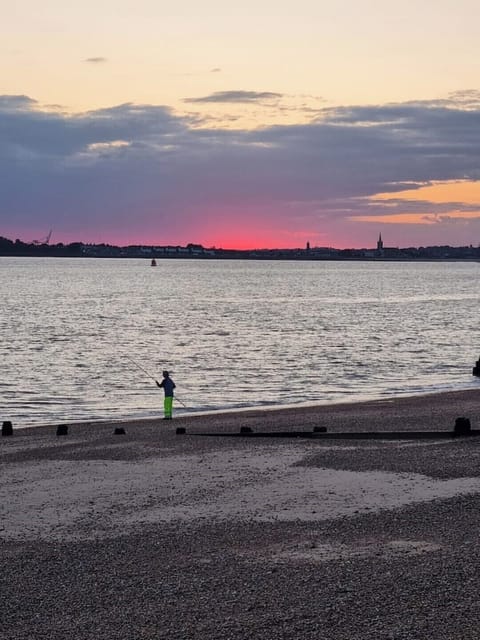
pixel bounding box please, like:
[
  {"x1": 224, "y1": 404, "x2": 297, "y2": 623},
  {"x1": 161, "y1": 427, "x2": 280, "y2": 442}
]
[{"x1": 2, "y1": 0, "x2": 480, "y2": 249}]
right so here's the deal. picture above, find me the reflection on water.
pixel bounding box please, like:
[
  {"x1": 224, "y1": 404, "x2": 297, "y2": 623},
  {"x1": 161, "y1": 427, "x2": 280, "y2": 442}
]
[{"x1": 1, "y1": 257, "x2": 479, "y2": 426}]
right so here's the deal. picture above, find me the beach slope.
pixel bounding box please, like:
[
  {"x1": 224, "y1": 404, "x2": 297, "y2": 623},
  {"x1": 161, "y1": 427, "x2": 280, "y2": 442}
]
[{"x1": 2, "y1": 389, "x2": 480, "y2": 639}]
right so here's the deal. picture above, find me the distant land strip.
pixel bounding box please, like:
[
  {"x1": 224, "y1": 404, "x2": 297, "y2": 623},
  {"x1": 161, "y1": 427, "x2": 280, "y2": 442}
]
[{"x1": 1, "y1": 236, "x2": 480, "y2": 260}]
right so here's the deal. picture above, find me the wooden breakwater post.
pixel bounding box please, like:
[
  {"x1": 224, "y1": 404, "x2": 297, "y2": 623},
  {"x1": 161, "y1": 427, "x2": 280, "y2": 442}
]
[
  {"x1": 2, "y1": 421, "x2": 13, "y2": 436},
  {"x1": 454, "y1": 417, "x2": 471, "y2": 435},
  {"x1": 56, "y1": 424, "x2": 69, "y2": 436},
  {"x1": 473, "y1": 357, "x2": 480, "y2": 377}
]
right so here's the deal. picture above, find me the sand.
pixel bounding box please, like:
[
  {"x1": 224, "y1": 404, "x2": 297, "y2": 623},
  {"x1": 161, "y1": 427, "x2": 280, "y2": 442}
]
[{"x1": 2, "y1": 389, "x2": 480, "y2": 639}]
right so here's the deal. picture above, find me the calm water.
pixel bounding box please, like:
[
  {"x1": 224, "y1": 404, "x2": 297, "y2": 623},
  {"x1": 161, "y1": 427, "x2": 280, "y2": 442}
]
[{"x1": 1, "y1": 257, "x2": 480, "y2": 426}]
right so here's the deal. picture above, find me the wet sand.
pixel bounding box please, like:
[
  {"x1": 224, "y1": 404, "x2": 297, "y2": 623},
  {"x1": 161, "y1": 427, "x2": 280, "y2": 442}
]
[{"x1": 2, "y1": 389, "x2": 480, "y2": 639}]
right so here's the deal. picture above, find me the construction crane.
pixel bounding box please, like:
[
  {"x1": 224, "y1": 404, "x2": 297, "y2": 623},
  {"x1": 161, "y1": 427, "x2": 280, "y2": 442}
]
[{"x1": 32, "y1": 230, "x2": 53, "y2": 245}]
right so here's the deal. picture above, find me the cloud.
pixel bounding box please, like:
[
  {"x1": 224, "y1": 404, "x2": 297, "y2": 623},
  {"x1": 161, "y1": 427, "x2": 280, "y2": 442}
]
[
  {"x1": 353, "y1": 210, "x2": 480, "y2": 225},
  {"x1": 84, "y1": 57, "x2": 107, "y2": 64},
  {"x1": 0, "y1": 95, "x2": 38, "y2": 111},
  {"x1": 2, "y1": 92, "x2": 480, "y2": 247},
  {"x1": 184, "y1": 90, "x2": 283, "y2": 104}
]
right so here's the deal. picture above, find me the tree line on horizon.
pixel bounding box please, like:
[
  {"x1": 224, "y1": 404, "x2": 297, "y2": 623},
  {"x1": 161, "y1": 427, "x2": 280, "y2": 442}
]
[{"x1": 1, "y1": 235, "x2": 479, "y2": 259}]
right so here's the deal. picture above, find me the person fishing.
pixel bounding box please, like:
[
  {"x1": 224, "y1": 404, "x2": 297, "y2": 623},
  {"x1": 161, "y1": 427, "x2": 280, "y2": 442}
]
[{"x1": 156, "y1": 370, "x2": 176, "y2": 419}]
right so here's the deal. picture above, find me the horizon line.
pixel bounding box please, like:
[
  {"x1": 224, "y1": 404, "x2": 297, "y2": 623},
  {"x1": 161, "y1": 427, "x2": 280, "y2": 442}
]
[{"x1": 2, "y1": 235, "x2": 479, "y2": 253}]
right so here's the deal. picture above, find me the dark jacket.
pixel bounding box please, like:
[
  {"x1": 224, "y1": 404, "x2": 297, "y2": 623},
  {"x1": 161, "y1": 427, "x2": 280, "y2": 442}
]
[{"x1": 158, "y1": 376, "x2": 175, "y2": 397}]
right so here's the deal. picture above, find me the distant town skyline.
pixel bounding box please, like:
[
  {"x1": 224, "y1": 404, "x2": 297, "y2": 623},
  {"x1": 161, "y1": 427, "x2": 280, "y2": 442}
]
[
  {"x1": 2, "y1": 232, "x2": 478, "y2": 254},
  {"x1": 2, "y1": 2, "x2": 480, "y2": 249}
]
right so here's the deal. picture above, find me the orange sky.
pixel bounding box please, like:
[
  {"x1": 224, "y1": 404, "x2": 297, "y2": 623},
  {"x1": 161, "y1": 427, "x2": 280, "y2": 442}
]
[{"x1": 354, "y1": 181, "x2": 480, "y2": 228}]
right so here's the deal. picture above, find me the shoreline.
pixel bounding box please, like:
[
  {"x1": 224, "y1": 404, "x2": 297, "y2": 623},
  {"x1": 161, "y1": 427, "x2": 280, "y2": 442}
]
[{"x1": 6, "y1": 385, "x2": 480, "y2": 436}]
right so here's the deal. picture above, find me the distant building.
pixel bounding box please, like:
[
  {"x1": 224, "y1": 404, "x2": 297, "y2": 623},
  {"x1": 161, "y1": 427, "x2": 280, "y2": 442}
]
[{"x1": 377, "y1": 233, "x2": 384, "y2": 251}]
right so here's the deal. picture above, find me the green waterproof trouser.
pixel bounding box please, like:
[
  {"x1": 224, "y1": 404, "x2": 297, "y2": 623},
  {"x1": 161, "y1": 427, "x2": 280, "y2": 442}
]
[{"x1": 164, "y1": 396, "x2": 173, "y2": 418}]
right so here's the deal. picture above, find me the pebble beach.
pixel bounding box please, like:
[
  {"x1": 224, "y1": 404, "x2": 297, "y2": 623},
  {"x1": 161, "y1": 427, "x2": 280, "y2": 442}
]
[{"x1": 3, "y1": 389, "x2": 480, "y2": 639}]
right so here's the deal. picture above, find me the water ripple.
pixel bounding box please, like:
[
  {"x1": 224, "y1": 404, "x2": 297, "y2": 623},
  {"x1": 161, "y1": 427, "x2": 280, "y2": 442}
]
[{"x1": 1, "y1": 257, "x2": 480, "y2": 426}]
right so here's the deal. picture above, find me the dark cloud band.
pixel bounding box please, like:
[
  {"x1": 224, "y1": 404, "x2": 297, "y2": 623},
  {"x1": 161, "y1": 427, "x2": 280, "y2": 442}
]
[
  {"x1": 184, "y1": 90, "x2": 283, "y2": 104},
  {"x1": 1, "y1": 93, "x2": 480, "y2": 245}
]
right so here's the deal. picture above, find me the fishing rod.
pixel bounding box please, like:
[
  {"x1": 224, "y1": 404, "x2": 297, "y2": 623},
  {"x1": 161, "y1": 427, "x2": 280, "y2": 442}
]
[
  {"x1": 124, "y1": 354, "x2": 188, "y2": 408},
  {"x1": 172, "y1": 396, "x2": 188, "y2": 408},
  {"x1": 124, "y1": 354, "x2": 157, "y2": 382}
]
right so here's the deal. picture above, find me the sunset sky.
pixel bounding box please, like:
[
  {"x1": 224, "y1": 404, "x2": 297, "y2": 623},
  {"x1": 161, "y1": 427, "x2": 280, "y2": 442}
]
[{"x1": 2, "y1": 0, "x2": 480, "y2": 249}]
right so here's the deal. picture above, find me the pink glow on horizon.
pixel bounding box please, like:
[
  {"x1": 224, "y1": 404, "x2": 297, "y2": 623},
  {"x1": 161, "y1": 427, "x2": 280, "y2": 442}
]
[
  {"x1": 12, "y1": 215, "x2": 464, "y2": 251},
  {"x1": 5, "y1": 224, "x2": 377, "y2": 251},
  {"x1": 10, "y1": 229, "x2": 328, "y2": 250}
]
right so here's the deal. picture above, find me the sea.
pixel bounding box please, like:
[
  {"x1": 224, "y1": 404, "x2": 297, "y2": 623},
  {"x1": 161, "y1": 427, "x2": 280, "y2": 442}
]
[{"x1": 1, "y1": 257, "x2": 480, "y2": 427}]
